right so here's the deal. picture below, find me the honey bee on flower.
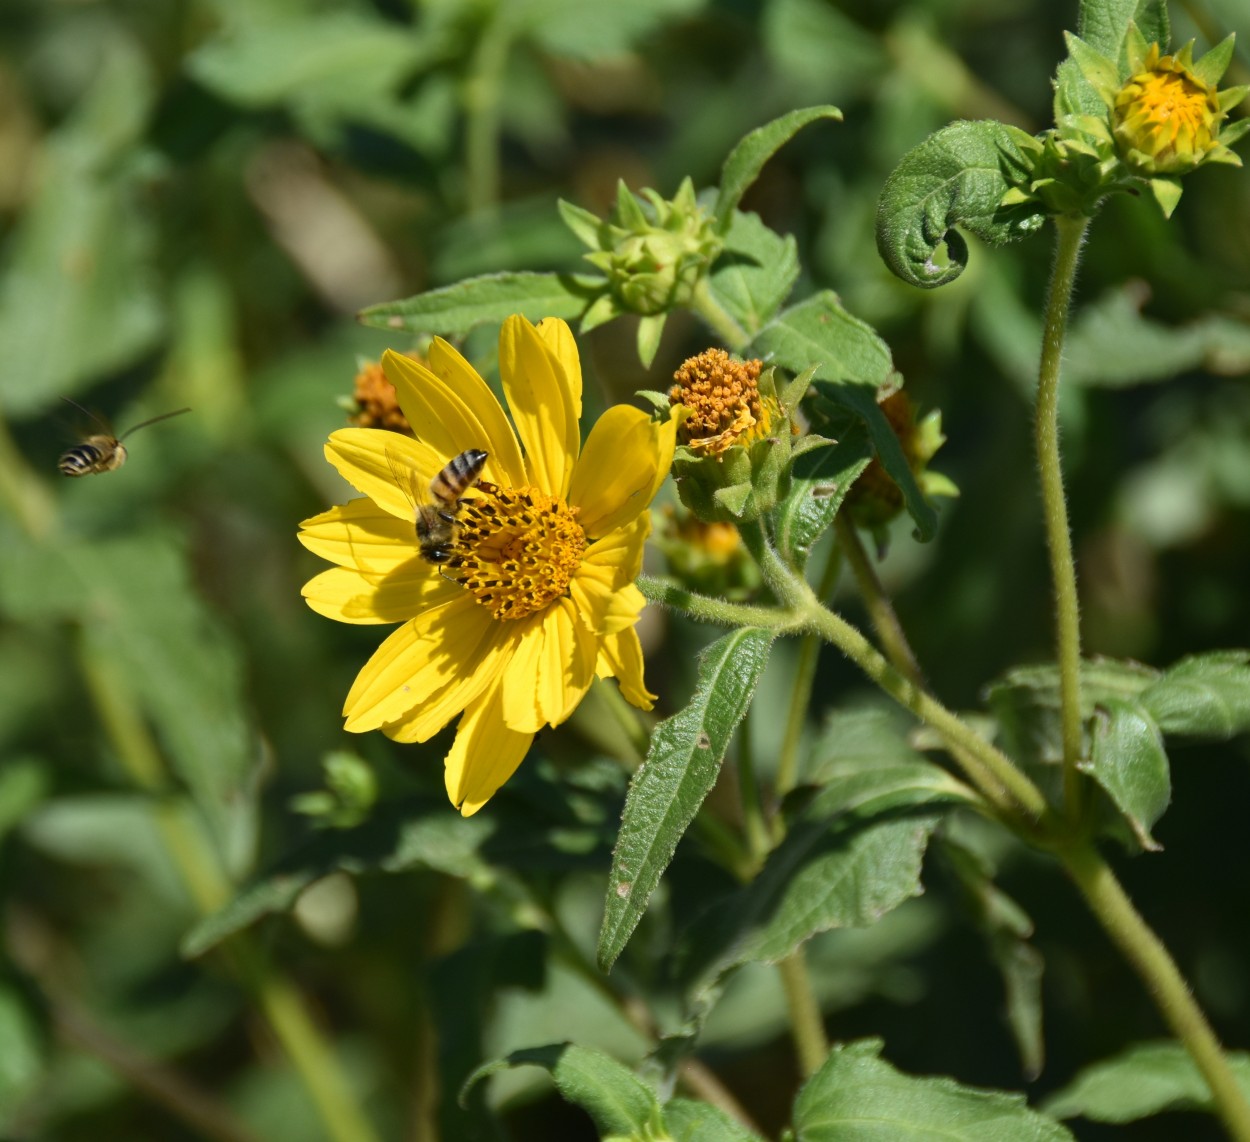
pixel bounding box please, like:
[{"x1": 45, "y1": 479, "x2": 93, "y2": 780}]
[{"x1": 298, "y1": 315, "x2": 675, "y2": 816}]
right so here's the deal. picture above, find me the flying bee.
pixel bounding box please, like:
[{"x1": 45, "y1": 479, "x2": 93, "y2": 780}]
[
  {"x1": 57, "y1": 398, "x2": 192, "y2": 477},
  {"x1": 388, "y1": 447, "x2": 489, "y2": 566}
]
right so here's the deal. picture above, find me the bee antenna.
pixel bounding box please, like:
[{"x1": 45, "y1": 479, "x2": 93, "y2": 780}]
[
  {"x1": 118, "y1": 407, "x2": 193, "y2": 441},
  {"x1": 59, "y1": 396, "x2": 112, "y2": 434}
]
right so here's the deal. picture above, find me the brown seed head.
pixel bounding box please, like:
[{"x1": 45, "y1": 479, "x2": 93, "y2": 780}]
[
  {"x1": 349, "y1": 361, "x2": 413, "y2": 434},
  {"x1": 669, "y1": 349, "x2": 769, "y2": 454}
]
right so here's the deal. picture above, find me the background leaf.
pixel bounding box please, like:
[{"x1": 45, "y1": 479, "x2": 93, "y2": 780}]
[
  {"x1": 1138, "y1": 652, "x2": 1250, "y2": 740},
  {"x1": 463, "y1": 1043, "x2": 660, "y2": 1135},
  {"x1": 357, "y1": 272, "x2": 598, "y2": 335},
  {"x1": 794, "y1": 1039, "x2": 1074, "y2": 1140},
  {"x1": 598, "y1": 628, "x2": 774, "y2": 970},
  {"x1": 1044, "y1": 1041, "x2": 1250, "y2": 1123}
]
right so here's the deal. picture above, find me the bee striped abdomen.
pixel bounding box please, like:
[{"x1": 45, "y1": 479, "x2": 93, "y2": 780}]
[{"x1": 58, "y1": 437, "x2": 126, "y2": 477}]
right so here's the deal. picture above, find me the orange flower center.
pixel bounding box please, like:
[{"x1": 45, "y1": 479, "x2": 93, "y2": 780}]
[
  {"x1": 669, "y1": 348, "x2": 772, "y2": 455},
  {"x1": 1113, "y1": 51, "x2": 1221, "y2": 169},
  {"x1": 452, "y1": 485, "x2": 586, "y2": 621}
]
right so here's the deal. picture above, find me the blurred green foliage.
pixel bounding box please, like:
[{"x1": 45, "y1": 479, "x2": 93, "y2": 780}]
[{"x1": 2, "y1": 0, "x2": 1250, "y2": 1138}]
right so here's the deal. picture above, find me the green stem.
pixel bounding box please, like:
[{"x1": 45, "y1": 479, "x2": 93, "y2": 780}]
[
  {"x1": 775, "y1": 545, "x2": 842, "y2": 802},
  {"x1": 777, "y1": 952, "x2": 829, "y2": 1077},
  {"x1": 835, "y1": 515, "x2": 923, "y2": 687},
  {"x1": 637, "y1": 573, "x2": 799, "y2": 631},
  {"x1": 1037, "y1": 214, "x2": 1090, "y2": 821},
  {"x1": 804, "y1": 599, "x2": 1047, "y2": 823},
  {"x1": 736, "y1": 705, "x2": 772, "y2": 865},
  {"x1": 690, "y1": 277, "x2": 751, "y2": 350},
  {"x1": 1063, "y1": 844, "x2": 1250, "y2": 1141},
  {"x1": 591, "y1": 675, "x2": 651, "y2": 768},
  {"x1": 464, "y1": 9, "x2": 513, "y2": 215}
]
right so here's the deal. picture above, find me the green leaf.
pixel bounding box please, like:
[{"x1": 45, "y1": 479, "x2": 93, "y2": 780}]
[
  {"x1": 715, "y1": 106, "x2": 842, "y2": 226},
  {"x1": 875, "y1": 120, "x2": 1045, "y2": 289},
  {"x1": 1139, "y1": 652, "x2": 1250, "y2": 740},
  {"x1": 986, "y1": 657, "x2": 1161, "y2": 768},
  {"x1": 1044, "y1": 1041, "x2": 1250, "y2": 1123},
  {"x1": 706, "y1": 210, "x2": 800, "y2": 337},
  {"x1": 809, "y1": 380, "x2": 938, "y2": 542},
  {"x1": 1085, "y1": 699, "x2": 1170, "y2": 850},
  {"x1": 598, "y1": 628, "x2": 774, "y2": 971},
  {"x1": 357, "y1": 272, "x2": 601, "y2": 336},
  {"x1": 186, "y1": 14, "x2": 439, "y2": 107},
  {"x1": 748, "y1": 291, "x2": 938, "y2": 540},
  {"x1": 462, "y1": 1044, "x2": 660, "y2": 1134},
  {"x1": 771, "y1": 428, "x2": 872, "y2": 568},
  {"x1": 0, "y1": 42, "x2": 164, "y2": 415},
  {"x1": 663, "y1": 1097, "x2": 767, "y2": 1142},
  {"x1": 681, "y1": 763, "x2": 967, "y2": 1002},
  {"x1": 1078, "y1": 0, "x2": 1168, "y2": 60},
  {"x1": 751, "y1": 290, "x2": 893, "y2": 386},
  {"x1": 183, "y1": 802, "x2": 494, "y2": 956},
  {"x1": 794, "y1": 1039, "x2": 1075, "y2": 1140},
  {"x1": 941, "y1": 839, "x2": 1045, "y2": 1080}
]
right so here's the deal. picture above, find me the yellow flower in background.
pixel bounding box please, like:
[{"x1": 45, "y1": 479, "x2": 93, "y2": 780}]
[{"x1": 299, "y1": 316, "x2": 675, "y2": 815}]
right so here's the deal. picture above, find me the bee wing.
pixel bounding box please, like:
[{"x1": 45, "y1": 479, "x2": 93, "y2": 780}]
[
  {"x1": 383, "y1": 447, "x2": 424, "y2": 513},
  {"x1": 58, "y1": 396, "x2": 114, "y2": 439}
]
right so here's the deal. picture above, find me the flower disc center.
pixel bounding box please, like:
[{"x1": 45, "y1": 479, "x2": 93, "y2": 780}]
[{"x1": 453, "y1": 486, "x2": 586, "y2": 621}]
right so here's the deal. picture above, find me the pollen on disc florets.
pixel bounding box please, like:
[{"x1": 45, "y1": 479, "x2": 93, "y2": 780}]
[
  {"x1": 1113, "y1": 45, "x2": 1223, "y2": 173},
  {"x1": 453, "y1": 486, "x2": 587, "y2": 621},
  {"x1": 669, "y1": 349, "x2": 773, "y2": 455}
]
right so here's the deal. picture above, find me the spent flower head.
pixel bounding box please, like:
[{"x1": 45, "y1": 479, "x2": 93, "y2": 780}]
[
  {"x1": 300, "y1": 316, "x2": 675, "y2": 815},
  {"x1": 667, "y1": 349, "x2": 813, "y2": 524},
  {"x1": 339, "y1": 358, "x2": 415, "y2": 434}
]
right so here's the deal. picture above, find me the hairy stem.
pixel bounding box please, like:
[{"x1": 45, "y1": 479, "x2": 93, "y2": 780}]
[
  {"x1": 1037, "y1": 214, "x2": 1090, "y2": 821},
  {"x1": 690, "y1": 277, "x2": 751, "y2": 350},
  {"x1": 775, "y1": 546, "x2": 842, "y2": 802},
  {"x1": 1063, "y1": 844, "x2": 1250, "y2": 1141},
  {"x1": 778, "y1": 953, "x2": 830, "y2": 1077},
  {"x1": 637, "y1": 573, "x2": 800, "y2": 631},
  {"x1": 835, "y1": 515, "x2": 923, "y2": 687}
]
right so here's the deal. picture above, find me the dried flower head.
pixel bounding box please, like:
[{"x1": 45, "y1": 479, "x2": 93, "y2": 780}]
[
  {"x1": 346, "y1": 360, "x2": 413, "y2": 434},
  {"x1": 670, "y1": 349, "x2": 773, "y2": 455}
]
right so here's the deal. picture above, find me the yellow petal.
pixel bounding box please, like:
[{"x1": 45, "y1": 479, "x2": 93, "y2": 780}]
[
  {"x1": 298, "y1": 499, "x2": 421, "y2": 574},
  {"x1": 325, "y1": 429, "x2": 442, "y2": 521},
  {"x1": 597, "y1": 627, "x2": 655, "y2": 711},
  {"x1": 343, "y1": 596, "x2": 495, "y2": 732},
  {"x1": 535, "y1": 317, "x2": 582, "y2": 419},
  {"x1": 498, "y1": 314, "x2": 579, "y2": 496},
  {"x1": 568, "y1": 405, "x2": 674, "y2": 538},
  {"x1": 444, "y1": 682, "x2": 534, "y2": 816},
  {"x1": 383, "y1": 346, "x2": 527, "y2": 489},
  {"x1": 571, "y1": 575, "x2": 645, "y2": 638},
  {"x1": 500, "y1": 600, "x2": 596, "y2": 733},
  {"x1": 381, "y1": 621, "x2": 513, "y2": 742},
  {"x1": 577, "y1": 513, "x2": 650, "y2": 593},
  {"x1": 302, "y1": 566, "x2": 453, "y2": 624}
]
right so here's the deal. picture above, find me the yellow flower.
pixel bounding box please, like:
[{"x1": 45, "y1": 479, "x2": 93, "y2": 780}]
[
  {"x1": 1113, "y1": 43, "x2": 1225, "y2": 174},
  {"x1": 299, "y1": 316, "x2": 675, "y2": 815},
  {"x1": 669, "y1": 349, "x2": 775, "y2": 455}
]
